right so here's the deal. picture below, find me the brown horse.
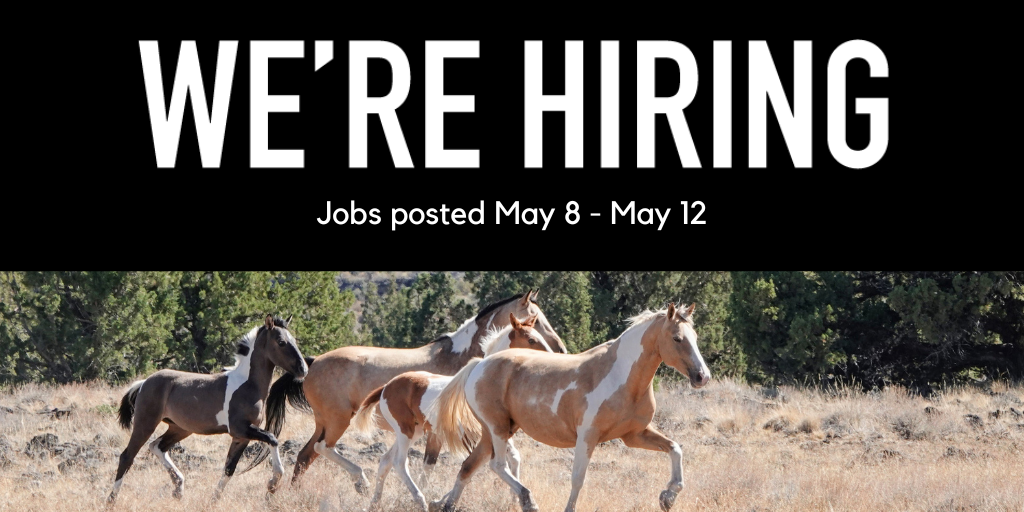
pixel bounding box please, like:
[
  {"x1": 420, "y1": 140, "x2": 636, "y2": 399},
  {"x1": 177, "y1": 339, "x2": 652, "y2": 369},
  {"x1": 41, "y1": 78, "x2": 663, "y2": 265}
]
[
  {"x1": 107, "y1": 315, "x2": 308, "y2": 503},
  {"x1": 351, "y1": 313, "x2": 556, "y2": 511},
  {"x1": 429, "y1": 303, "x2": 711, "y2": 512},
  {"x1": 262, "y1": 290, "x2": 566, "y2": 493}
]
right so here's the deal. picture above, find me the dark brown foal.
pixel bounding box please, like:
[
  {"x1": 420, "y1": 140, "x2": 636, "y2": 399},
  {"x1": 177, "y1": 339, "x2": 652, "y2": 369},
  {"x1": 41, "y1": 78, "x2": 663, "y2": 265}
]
[{"x1": 108, "y1": 314, "x2": 308, "y2": 503}]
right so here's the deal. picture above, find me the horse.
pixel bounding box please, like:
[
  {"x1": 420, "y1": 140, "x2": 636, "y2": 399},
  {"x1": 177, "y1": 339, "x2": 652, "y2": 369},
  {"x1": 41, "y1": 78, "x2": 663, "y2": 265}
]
[
  {"x1": 429, "y1": 303, "x2": 711, "y2": 512},
  {"x1": 107, "y1": 314, "x2": 308, "y2": 503},
  {"x1": 261, "y1": 290, "x2": 566, "y2": 493},
  {"x1": 350, "y1": 313, "x2": 557, "y2": 511}
]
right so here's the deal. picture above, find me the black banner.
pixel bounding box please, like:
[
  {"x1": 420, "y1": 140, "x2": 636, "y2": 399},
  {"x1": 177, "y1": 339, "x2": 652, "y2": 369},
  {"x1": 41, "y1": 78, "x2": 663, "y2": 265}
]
[{"x1": 19, "y1": 13, "x2": 1014, "y2": 268}]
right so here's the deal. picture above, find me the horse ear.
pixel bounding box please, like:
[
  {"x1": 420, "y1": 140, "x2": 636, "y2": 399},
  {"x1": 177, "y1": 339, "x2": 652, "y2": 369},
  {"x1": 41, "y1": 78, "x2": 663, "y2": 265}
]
[
  {"x1": 284, "y1": 314, "x2": 293, "y2": 327},
  {"x1": 523, "y1": 314, "x2": 538, "y2": 327},
  {"x1": 521, "y1": 289, "x2": 533, "y2": 306},
  {"x1": 265, "y1": 314, "x2": 274, "y2": 329},
  {"x1": 509, "y1": 312, "x2": 523, "y2": 330},
  {"x1": 684, "y1": 302, "x2": 696, "y2": 318},
  {"x1": 666, "y1": 302, "x2": 676, "y2": 319},
  {"x1": 531, "y1": 289, "x2": 540, "y2": 301}
]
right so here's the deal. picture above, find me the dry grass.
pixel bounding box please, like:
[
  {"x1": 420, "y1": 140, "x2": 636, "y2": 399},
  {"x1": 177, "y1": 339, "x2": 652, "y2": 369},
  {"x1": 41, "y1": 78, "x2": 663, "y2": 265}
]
[{"x1": 2, "y1": 378, "x2": 1023, "y2": 512}]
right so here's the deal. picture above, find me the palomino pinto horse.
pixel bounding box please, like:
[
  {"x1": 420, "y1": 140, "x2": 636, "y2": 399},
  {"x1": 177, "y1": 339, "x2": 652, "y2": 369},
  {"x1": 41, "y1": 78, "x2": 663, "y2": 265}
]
[
  {"x1": 263, "y1": 290, "x2": 566, "y2": 493},
  {"x1": 351, "y1": 313, "x2": 556, "y2": 512},
  {"x1": 430, "y1": 303, "x2": 711, "y2": 512},
  {"x1": 107, "y1": 315, "x2": 308, "y2": 503}
]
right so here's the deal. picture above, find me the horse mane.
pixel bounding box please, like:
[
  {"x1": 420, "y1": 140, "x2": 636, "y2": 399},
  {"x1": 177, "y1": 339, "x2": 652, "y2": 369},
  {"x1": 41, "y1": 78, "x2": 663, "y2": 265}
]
[
  {"x1": 625, "y1": 308, "x2": 667, "y2": 327},
  {"x1": 478, "y1": 324, "x2": 514, "y2": 357},
  {"x1": 474, "y1": 293, "x2": 534, "y2": 321},
  {"x1": 425, "y1": 294, "x2": 534, "y2": 349}
]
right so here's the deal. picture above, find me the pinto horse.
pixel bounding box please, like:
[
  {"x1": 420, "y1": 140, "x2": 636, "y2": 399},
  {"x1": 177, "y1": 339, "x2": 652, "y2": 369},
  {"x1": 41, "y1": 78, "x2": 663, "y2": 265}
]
[
  {"x1": 351, "y1": 313, "x2": 556, "y2": 511},
  {"x1": 429, "y1": 303, "x2": 711, "y2": 512},
  {"x1": 261, "y1": 290, "x2": 566, "y2": 493},
  {"x1": 107, "y1": 315, "x2": 308, "y2": 503}
]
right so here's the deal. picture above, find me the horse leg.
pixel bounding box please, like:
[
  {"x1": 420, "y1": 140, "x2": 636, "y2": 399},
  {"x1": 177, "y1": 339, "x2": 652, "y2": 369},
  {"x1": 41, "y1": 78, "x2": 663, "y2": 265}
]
[
  {"x1": 392, "y1": 430, "x2": 428, "y2": 512},
  {"x1": 485, "y1": 427, "x2": 538, "y2": 512},
  {"x1": 506, "y1": 439, "x2": 523, "y2": 504},
  {"x1": 292, "y1": 419, "x2": 325, "y2": 484},
  {"x1": 419, "y1": 431, "x2": 442, "y2": 489},
  {"x1": 368, "y1": 442, "x2": 397, "y2": 511},
  {"x1": 562, "y1": 434, "x2": 597, "y2": 512},
  {"x1": 620, "y1": 427, "x2": 684, "y2": 511},
  {"x1": 239, "y1": 424, "x2": 285, "y2": 492},
  {"x1": 149, "y1": 425, "x2": 191, "y2": 499},
  {"x1": 428, "y1": 433, "x2": 492, "y2": 512},
  {"x1": 212, "y1": 437, "x2": 250, "y2": 501},
  {"x1": 313, "y1": 414, "x2": 370, "y2": 494},
  {"x1": 108, "y1": 407, "x2": 163, "y2": 503}
]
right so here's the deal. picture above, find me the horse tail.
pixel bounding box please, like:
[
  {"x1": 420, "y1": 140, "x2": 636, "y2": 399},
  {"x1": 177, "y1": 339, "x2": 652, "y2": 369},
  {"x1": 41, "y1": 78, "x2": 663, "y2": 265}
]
[
  {"x1": 351, "y1": 385, "x2": 385, "y2": 435},
  {"x1": 237, "y1": 358, "x2": 315, "y2": 474},
  {"x1": 117, "y1": 380, "x2": 146, "y2": 430},
  {"x1": 428, "y1": 358, "x2": 484, "y2": 457}
]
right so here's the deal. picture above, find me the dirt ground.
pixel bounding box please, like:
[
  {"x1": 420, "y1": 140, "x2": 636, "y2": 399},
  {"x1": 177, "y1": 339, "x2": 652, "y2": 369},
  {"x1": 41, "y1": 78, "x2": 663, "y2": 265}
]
[{"x1": 1, "y1": 378, "x2": 1022, "y2": 511}]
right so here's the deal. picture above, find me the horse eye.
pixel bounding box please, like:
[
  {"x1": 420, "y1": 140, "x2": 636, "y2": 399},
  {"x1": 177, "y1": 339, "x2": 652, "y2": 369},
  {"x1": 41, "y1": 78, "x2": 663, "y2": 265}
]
[
  {"x1": 672, "y1": 336, "x2": 684, "y2": 343},
  {"x1": 278, "y1": 339, "x2": 287, "y2": 346}
]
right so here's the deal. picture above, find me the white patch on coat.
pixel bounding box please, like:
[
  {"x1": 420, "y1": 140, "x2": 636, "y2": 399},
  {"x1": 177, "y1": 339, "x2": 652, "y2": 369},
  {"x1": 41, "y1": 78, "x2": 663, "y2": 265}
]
[
  {"x1": 464, "y1": 358, "x2": 492, "y2": 414},
  {"x1": 217, "y1": 326, "x2": 259, "y2": 429},
  {"x1": 448, "y1": 317, "x2": 480, "y2": 353},
  {"x1": 314, "y1": 440, "x2": 363, "y2": 476},
  {"x1": 270, "y1": 444, "x2": 284, "y2": 475},
  {"x1": 111, "y1": 478, "x2": 123, "y2": 495},
  {"x1": 579, "y1": 318, "x2": 653, "y2": 430},
  {"x1": 420, "y1": 375, "x2": 455, "y2": 427},
  {"x1": 550, "y1": 381, "x2": 578, "y2": 414},
  {"x1": 149, "y1": 440, "x2": 184, "y2": 484}
]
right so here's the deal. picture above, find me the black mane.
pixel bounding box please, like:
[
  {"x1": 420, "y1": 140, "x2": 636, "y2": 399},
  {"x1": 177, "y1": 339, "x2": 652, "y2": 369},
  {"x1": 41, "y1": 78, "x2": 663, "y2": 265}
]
[{"x1": 475, "y1": 293, "x2": 534, "y2": 321}]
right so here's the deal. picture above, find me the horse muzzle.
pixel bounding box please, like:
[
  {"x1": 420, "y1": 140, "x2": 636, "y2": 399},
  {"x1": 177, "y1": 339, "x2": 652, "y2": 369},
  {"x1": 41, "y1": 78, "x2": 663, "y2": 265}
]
[{"x1": 690, "y1": 369, "x2": 711, "y2": 388}]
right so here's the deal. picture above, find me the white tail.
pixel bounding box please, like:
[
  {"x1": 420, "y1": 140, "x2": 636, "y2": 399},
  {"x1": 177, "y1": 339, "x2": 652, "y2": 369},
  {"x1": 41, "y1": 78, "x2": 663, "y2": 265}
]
[
  {"x1": 351, "y1": 385, "x2": 385, "y2": 434},
  {"x1": 426, "y1": 358, "x2": 484, "y2": 457}
]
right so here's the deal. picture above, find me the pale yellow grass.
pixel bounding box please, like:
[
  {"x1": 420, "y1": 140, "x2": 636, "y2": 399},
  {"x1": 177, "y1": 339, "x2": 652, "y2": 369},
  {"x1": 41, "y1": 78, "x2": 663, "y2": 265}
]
[{"x1": 1, "y1": 378, "x2": 1022, "y2": 512}]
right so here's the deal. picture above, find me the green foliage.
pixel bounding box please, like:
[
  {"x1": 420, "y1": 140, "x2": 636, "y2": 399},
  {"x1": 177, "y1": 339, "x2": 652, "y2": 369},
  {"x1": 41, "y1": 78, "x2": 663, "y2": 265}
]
[
  {"x1": 361, "y1": 272, "x2": 474, "y2": 348},
  {"x1": 2, "y1": 270, "x2": 1020, "y2": 389},
  {"x1": 730, "y1": 271, "x2": 1024, "y2": 388},
  {"x1": 0, "y1": 271, "x2": 357, "y2": 383}
]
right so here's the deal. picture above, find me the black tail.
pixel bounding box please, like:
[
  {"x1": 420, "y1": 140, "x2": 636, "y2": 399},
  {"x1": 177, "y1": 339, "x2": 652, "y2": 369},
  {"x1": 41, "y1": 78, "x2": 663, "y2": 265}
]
[
  {"x1": 238, "y1": 356, "x2": 315, "y2": 474},
  {"x1": 117, "y1": 380, "x2": 145, "y2": 430}
]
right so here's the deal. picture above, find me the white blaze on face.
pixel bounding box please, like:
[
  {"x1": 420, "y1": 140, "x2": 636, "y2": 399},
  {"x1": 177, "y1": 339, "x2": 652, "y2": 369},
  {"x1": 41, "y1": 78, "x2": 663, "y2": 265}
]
[
  {"x1": 420, "y1": 375, "x2": 455, "y2": 427},
  {"x1": 682, "y1": 322, "x2": 709, "y2": 377},
  {"x1": 448, "y1": 316, "x2": 481, "y2": 353},
  {"x1": 528, "y1": 326, "x2": 554, "y2": 353},
  {"x1": 217, "y1": 326, "x2": 258, "y2": 428},
  {"x1": 580, "y1": 318, "x2": 651, "y2": 431}
]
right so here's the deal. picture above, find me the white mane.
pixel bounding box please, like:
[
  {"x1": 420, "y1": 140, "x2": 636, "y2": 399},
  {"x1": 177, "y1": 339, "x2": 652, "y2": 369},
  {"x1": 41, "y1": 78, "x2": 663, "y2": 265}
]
[
  {"x1": 625, "y1": 308, "x2": 669, "y2": 328},
  {"x1": 478, "y1": 324, "x2": 514, "y2": 356},
  {"x1": 223, "y1": 326, "x2": 259, "y2": 372}
]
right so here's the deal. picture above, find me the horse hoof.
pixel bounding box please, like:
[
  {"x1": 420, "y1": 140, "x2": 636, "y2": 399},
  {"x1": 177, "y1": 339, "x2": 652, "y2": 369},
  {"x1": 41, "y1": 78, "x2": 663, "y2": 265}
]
[
  {"x1": 427, "y1": 500, "x2": 448, "y2": 512},
  {"x1": 659, "y1": 489, "x2": 678, "y2": 511},
  {"x1": 354, "y1": 479, "x2": 369, "y2": 495},
  {"x1": 172, "y1": 488, "x2": 183, "y2": 500}
]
